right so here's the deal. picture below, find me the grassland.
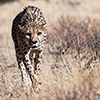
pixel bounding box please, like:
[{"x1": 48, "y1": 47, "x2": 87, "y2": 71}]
[{"x1": 0, "y1": 0, "x2": 100, "y2": 100}]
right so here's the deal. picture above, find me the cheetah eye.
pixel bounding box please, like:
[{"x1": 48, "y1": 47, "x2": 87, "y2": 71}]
[
  {"x1": 26, "y1": 33, "x2": 31, "y2": 36},
  {"x1": 37, "y1": 32, "x2": 42, "y2": 35}
]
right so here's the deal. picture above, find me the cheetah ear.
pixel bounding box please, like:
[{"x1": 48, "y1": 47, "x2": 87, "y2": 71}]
[{"x1": 18, "y1": 25, "x2": 28, "y2": 32}]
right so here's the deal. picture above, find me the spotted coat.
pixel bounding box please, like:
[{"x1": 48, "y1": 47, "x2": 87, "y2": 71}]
[{"x1": 12, "y1": 6, "x2": 47, "y2": 93}]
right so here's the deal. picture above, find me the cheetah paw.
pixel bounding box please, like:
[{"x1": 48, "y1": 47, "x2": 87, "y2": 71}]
[{"x1": 33, "y1": 82, "x2": 41, "y2": 93}]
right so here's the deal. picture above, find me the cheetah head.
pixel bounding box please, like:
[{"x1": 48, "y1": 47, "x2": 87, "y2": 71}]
[
  {"x1": 18, "y1": 6, "x2": 47, "y2": 51},
  {"x1": 25, "y1": 26, "x2": 47, "y2": 50}
]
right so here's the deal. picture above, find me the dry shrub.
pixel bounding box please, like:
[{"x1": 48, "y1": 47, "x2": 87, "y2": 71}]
[
  {"x1": 48, "y1": 16, "x2": 100, "y2": 69},
  {"x1": 45, "y1": 16, "x2": 100, "y2": 100}
]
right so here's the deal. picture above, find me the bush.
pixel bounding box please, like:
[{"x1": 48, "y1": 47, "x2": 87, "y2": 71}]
[{"x1": 48, "y1": 16, "x2": 100, "y2": 69}]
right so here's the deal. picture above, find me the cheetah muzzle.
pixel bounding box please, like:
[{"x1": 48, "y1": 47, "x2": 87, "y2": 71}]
[{"x1": 11, "y1": 6, "x2": 47, "y2": 93}]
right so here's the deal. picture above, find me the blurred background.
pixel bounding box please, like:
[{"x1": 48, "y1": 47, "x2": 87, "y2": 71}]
[{"x1": 0, "y1": 0, "x2": 100, "y2": 100}]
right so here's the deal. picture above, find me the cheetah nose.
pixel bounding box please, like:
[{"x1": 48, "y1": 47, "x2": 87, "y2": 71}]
[{"x1": 32, "y1": 41, "x2": 37, "y2": 44}]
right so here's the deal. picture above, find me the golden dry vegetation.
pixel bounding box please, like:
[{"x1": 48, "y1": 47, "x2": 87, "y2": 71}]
[{"x1": 0, "y1": 0, "x2": 100, "y2": 100}]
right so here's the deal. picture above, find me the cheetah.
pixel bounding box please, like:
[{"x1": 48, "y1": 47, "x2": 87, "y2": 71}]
[{"x1": 11, "y1": 6, "x2": 47, "y2": 93}]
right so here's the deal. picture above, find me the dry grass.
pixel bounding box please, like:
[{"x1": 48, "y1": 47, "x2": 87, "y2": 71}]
[
  {"x1": 48, "y1": 16, "x2": 100, "y2": 69},
  {"x1": 0, "y1": 0, "x2": 100, "y2": 100},
  {"x1": 0, "y1": 16, "x2": 100, "y2": 100},
  {"x1": 46, "y1": 16, "x2": 100, "y2": 100}
]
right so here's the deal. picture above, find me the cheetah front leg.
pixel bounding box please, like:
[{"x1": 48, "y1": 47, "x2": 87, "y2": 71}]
[
  {"x1": 23, "y1": 51, "x2": 41, "y2": 93},
  {"x1": 15, "y1": 46, "x2": 32, "y2": 88},
  {"x1": 34, "y1": 51, "x2": 43, "y2": 75},
  {"x1": 17, "y1": 59, "x2": 32, "y2": 90}
]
